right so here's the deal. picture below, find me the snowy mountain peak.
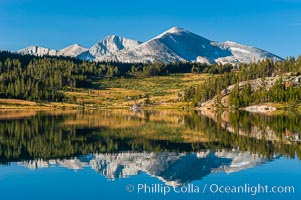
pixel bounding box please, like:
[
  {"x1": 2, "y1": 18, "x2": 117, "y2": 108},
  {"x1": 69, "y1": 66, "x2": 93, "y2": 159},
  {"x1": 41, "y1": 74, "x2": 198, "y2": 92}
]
[
  {"x1": 71, "y1": 43, "x2": 83, "y2": 48},
  {"x1": 89, "y1": 35, "x2": 141, "y2": 58},
  {"x1": 17, "y1": 46, "x2": 57, "y2": 56},
  {"x1": 165, "y1": 26, "x2": 187, "y2": 34},
  {"x1": 103, "y1": 35, "x2": 120, "y2": 40},
  {"x1": 153, "y1": 26, "x2": 190, "y2": 40},
  {"x1": 70, "y1": 43, "x2": 80, "y2": 47},
  {"x1": 224, "y1": 41, "x2": 238, "y2": 44},
  {"x1": 57, "y1": 43, "x2": 88, "y2": 57}
]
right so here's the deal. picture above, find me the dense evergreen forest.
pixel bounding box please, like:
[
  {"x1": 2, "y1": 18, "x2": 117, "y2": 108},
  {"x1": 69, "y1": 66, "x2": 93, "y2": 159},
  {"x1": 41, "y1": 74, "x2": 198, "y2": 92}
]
[
  {"x1": 185, "y1": 56, "x2": 301, "y2": 108},
  {"x1": 0, "y1": 51, "x2": 122, "y2": 101},
  {"x1": 0, "y1": 51, "x2": 211, "y2": 102}
]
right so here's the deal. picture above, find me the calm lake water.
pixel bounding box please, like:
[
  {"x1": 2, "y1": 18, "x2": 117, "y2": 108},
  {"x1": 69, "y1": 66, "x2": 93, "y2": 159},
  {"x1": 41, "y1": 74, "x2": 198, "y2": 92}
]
[{"x1": 0, "y1": 110, "x2": 300, "y2": 200}]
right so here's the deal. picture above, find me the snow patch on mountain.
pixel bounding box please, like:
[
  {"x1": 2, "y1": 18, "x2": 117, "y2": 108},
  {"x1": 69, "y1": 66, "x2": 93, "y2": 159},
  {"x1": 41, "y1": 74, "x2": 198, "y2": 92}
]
[
  {"x1": 196, "y1": 56, "x2": 212, "y2": 64},
  {"x1": 213, "y1": 41, "x2": 282, "y2": 64},
  {"x1": 229, "y1": 47, "x2": 250, "y2": 54}
]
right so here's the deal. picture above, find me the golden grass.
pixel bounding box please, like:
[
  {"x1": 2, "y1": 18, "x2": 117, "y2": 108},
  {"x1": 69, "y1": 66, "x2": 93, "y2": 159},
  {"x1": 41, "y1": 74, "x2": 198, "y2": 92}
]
[
  {"x1": 1, "y1": 73, "x2": 209, "y2": 110},
  {"x1": 181, "y1": 73, "x2": 209, "y2": 86},
  {"x1": 0, "y1": 99, "x2": 37, "y2": 106}
]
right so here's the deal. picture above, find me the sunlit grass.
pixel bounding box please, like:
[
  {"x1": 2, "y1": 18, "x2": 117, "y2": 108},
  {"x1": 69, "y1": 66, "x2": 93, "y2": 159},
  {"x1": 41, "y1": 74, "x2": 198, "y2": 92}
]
[
  {"x1": 0, "y1": 73, "x2": 209, "y2": 110},
  {"x1": 64, "y1": 73, "x2": 208, "y2": 109}
]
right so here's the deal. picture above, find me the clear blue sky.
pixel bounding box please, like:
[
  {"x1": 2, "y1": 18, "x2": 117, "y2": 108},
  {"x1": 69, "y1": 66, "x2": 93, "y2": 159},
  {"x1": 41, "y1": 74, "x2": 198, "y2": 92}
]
[{"x1": 0, "y1": 0, "x2": 300, "y2": 58}]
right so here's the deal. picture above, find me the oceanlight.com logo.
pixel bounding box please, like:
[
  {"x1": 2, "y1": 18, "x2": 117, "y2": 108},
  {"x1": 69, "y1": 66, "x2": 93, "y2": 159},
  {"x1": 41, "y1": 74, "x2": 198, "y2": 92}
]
[
  {"x1": 208, "y1": 184, "x2": 295, "y2": 196},
  {"x1": 125, "y1": 183, "x2": 295, "y2": 196}
]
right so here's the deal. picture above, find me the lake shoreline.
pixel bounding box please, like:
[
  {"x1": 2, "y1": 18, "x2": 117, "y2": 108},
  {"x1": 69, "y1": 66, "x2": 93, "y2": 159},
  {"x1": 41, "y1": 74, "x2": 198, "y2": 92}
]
[
  {"x1": 0, "y1": 98, "x2": 189, "y2": 111},
  {"x1": 1, "y1": 98, "x2": 301, "y2": 115}
]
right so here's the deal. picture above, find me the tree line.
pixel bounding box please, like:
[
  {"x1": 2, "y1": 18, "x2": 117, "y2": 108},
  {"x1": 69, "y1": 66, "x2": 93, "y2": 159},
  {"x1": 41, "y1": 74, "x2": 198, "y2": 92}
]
[
  {"x1": 185, "y1": 56, "x2": 301, "y2": 107},
  {"x1": 2, "y1": 50, "x2": 301, "y2": 105},
  {"x1": 0, "y1": 51, "x2": 232, "y2": 102},
  {"x1": 0, "y1": 51, "x2": 125, "y2": 101}
]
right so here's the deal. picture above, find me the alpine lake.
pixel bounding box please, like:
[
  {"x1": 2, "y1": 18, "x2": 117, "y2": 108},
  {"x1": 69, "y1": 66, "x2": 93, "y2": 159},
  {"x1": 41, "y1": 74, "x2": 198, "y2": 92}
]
[{"x1": 0, "y1": 109, "x2": 300, "y2": 200}]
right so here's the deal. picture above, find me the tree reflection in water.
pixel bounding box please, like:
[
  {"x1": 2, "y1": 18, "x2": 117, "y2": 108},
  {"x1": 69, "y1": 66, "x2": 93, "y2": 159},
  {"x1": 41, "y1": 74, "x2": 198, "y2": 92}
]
[{"x1": 0, "y1": 109, "x2": 300, "y2": 164}]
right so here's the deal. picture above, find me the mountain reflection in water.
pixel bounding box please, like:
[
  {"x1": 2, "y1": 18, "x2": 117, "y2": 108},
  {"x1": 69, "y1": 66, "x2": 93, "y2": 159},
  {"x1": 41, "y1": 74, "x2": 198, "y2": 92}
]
[
  {"x1": 18, "y1": 150, "x2": 270, "y2": 186},
  {"x1": 0, "y1": 109, "x2": 299, "y2": 186}
]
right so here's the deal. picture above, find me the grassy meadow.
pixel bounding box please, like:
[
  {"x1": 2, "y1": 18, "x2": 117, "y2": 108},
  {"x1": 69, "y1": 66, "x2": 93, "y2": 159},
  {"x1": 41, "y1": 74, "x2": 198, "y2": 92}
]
[{"x1": 0, "y1": 73, "x2": 209, "y2": 110}]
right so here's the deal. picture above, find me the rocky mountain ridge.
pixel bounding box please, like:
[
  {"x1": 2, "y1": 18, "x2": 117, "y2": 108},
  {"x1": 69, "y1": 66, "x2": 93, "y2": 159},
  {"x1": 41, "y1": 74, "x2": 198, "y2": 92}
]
[{"x1": 17, "y1": 27, "x2": 282, "y2": 64}]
